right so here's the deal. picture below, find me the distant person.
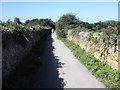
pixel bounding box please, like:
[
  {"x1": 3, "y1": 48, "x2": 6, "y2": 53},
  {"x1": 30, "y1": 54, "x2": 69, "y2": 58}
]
[
  {"x1": 52, "y1": 29, "x2": 54, "y2": 33},
  {"x1": 51, "y1": 29, "x2": 54, "y2": 38}
]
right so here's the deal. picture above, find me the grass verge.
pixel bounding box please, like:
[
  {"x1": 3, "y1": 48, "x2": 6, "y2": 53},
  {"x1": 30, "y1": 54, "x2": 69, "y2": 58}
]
[{"x1": 59, "y1": 37, "x2": 120, "y2": 89}]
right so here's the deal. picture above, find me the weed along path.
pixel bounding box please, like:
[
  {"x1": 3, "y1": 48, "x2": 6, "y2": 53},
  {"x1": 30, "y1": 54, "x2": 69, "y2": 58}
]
[{"x1": 33, "y1": 33, "x2": 106, "y2": 88}]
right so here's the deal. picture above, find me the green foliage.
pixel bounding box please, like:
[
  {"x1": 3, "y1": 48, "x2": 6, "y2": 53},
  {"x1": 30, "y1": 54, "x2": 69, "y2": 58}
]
[
  {"x1": 61, "y1": 38, "x2": 120, "y2": 88},
  {"x1": 1, "y1": 17, "x2": 54, "y2": 47},
  {"x1": 74, "y1": 27, "x2": 89, "y2": 31},
  {"x1": 100, "y1": 27, "x2": 118, "y2": 53},
  {"x1": 70, "y1": 27, "x2": 90, "y2": 37},
  {"x1": 55, "y1": 14, "x2": 80, "y2": 30},
  {"x1": 55, "y1": 29, "x2": 66, "y2": 38},
  {"x1": 55, "y1": 14, "x2": 80, "y2": 38},
  {"x1": 32, "y1": 25, "x2": 51, "y2": 30},
  {"x1": 57, "y1": 19, "x2": 116, "y2": 39},
  {"x1": 68, "y1": 26, "x2": 118, "y2": 62},
  {"x1": 25, "y1": 19, "x2": 55, "y2": 29},
  {"x1": 87, "y1": 32, "x2": 99, "y2": 44},
  {"x1": 14, "y1": 17, "x2": 22, "y2": 24},
  {"x1": 12, "y1": 25, "x2": 31, "y2": 47},
  {"x1": 89, "y1": 37, "x2": 99, "y2": 43},
  {"x1": 77, "y1": 20, "x2": 118, "y2": 32},
  {"x1": 94, "y1": 20, "x2": 118, "y2": 30},
  {"x1": 11, "y1": 25, "x2": 50, "y2": 47}
]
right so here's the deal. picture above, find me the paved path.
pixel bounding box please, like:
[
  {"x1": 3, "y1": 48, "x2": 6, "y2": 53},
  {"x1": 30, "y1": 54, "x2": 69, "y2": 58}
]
[{"x1": 33, "y1": 33, "x2": 106, "y2": 88}]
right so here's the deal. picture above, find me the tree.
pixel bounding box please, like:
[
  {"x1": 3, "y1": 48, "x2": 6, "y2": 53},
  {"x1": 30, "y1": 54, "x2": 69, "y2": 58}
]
[
  {"x1": 25, "y1": 18, "x2": 55, "y2": 30},
  {"x1": 25, "y1": 20, "x2": 30, "y2": 24},
  {"x1": 6, "y1": 19, "x2": 11, "y2": 23},
  {"x1": 14, "y1": 17, "x2": 22, "y2": 24},
  {"x1": 55, "y1": 14, "x2": 80, "y2": 30},
  {"x1": 55, "y1": 14, "x2": 80, "y2": 38}
]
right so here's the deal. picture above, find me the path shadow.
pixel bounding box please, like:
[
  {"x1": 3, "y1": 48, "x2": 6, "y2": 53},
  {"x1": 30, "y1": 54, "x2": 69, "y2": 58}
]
[
  {"x1": 2, "y1": 33, "x2": 65, "y2": 89},
  {"x1": 32, "y1": 34, "x2": 65, "y2": 88}
]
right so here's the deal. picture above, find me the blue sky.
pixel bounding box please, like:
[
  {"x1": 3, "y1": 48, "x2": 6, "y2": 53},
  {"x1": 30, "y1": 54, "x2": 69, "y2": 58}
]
[{"x1": 2, "y1": 2, "x2": 118, "y2": 23}]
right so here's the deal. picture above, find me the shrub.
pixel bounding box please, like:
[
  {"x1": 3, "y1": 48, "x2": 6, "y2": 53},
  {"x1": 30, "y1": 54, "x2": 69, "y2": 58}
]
[
  {"x1": 12, "y1": 25, "x2": 31, "y2": 47},
  {"x1": 55, "y1": 14, "x2": 80, "y2": 38},
  {"x1": 55, "y1": 29, "x2": 66, "y2": 38}
]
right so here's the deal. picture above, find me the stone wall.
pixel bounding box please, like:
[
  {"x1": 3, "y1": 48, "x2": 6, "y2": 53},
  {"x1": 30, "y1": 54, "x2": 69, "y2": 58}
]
[
  {"x1": 67, "y1": 30, "x2": 119, "y2": 71},
  {"x1": 2, "y1": 28, "x2": 49, "y2": 78}
]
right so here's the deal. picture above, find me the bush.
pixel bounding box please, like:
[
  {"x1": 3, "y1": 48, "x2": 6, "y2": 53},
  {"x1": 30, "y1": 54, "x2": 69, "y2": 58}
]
[
  {"x1": 12, "y1": 25, "x2": 31, "y2": 47},
  {"x1": 25, "y1": 19, "x2": 55, "y2": 29},
  {"x1": 55, "y1": 14, "x2": 80, "y2": 38},
  {"x1": 55, "y1": 29, "x2": 66, "y2": 38}
]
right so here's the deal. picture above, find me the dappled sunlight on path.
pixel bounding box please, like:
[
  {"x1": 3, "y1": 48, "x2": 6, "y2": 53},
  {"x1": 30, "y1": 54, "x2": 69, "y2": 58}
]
[{"x1": 33, "y1": 32, "x2": 106, "y2": 88}]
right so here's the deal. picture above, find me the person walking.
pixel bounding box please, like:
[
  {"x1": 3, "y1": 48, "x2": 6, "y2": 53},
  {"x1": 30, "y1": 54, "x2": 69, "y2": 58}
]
[
  {"x1": 51, "y1": 29, "x2": 54, "y2": 38},
  {"x1": 51, "y1": 29, "x2": 54, "y2": 33}
]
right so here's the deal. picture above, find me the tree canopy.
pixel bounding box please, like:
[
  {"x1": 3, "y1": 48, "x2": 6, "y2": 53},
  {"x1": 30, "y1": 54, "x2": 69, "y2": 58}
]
[
  {"x1": 25, "y1": 19, "x2": 55, "y2": 29},
  {"x1": 55, "y1": 14, "x2": 80, "y2": 30},
  {"x1": 14, "y1": 17, "x2": 22, "y2": 24}
]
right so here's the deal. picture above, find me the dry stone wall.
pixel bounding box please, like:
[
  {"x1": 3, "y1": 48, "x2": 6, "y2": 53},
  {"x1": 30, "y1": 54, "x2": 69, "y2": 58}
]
[{"x1": 67, "y1": 30, "x2": 119, "y2": 71}]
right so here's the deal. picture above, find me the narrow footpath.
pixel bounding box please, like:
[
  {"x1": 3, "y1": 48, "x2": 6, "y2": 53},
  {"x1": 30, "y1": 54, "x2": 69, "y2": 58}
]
[{"x1": 33, "y1": 32, "x2": 106, "y2": 88}]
